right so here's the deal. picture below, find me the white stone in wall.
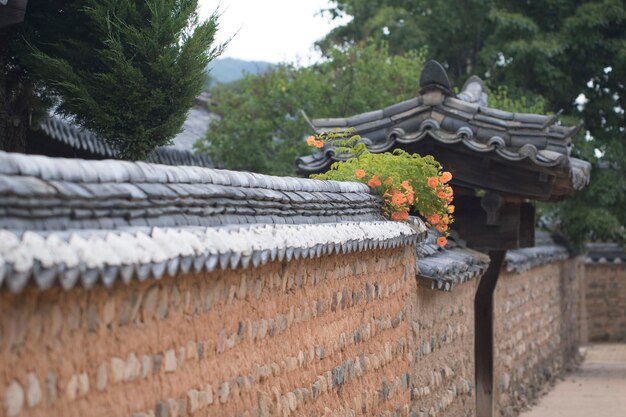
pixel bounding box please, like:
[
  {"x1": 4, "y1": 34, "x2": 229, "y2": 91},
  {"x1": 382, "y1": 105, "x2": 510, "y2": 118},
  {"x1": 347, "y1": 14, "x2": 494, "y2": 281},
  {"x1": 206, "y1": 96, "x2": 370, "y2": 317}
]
[
  {"x1": 26, "y1": 373, "x2": 41, "y2": 408},
  {"x1": 96, "y1": 363, "x2": 108, "y2": 391},
  {"x1": 78, "y1": 373, "x2": 89, "y2": 397},
  {"x1": 111, "y1": 357, "x2": 125, "y2": 383},
  {"x1": 4, "y1": 380, "x2": 24, "y2": 417},
  {"x1": 164, "y1": 349, "x2": 177, "y2": 373},
  {"x1": 124, "y1": 353, "x2": 141, "y2": 381},
  {"x1": 141, "y1": 355, "x2": 152, "y2": 379},
  {"x1": 66, "y1": 375, "x2": 78, "y2": 401}
]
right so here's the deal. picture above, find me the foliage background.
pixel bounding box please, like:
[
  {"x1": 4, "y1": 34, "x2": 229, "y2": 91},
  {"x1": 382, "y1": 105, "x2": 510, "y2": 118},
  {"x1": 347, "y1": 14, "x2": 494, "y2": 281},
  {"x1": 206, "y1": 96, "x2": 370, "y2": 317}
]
[
  {"x1": 316, "y1": 0, "x2": 625, "y2": 246},
  {"x1": 197, "y1": 43, "x2": 426, "y2": 175}
]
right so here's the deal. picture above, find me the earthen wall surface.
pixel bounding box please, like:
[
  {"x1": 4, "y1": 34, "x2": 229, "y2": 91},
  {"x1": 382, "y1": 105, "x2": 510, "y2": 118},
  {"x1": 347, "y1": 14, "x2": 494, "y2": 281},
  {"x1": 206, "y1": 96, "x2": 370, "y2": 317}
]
[
  {"x1": 493, "y1": 259, "x2": 583, "y2": 417},
  {"x1": 584, "y1": 264, "x2": 626, "y2": 342},
  {"x1": 408, "y1": 281, "x2": 477, "y2": 417},
  {"x1": 2, "y1": 242, "x2": 594, "y2": 417},
  {"x1": 1, "y1": 245, "x2": 432, "y2": 417}
]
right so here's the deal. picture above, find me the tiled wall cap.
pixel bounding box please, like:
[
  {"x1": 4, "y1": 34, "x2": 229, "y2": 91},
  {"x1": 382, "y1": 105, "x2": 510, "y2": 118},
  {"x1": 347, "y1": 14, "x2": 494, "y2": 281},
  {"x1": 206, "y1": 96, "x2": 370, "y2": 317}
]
[{"x1": 0, "y1": 220, "x2": 427, "y2": 293}]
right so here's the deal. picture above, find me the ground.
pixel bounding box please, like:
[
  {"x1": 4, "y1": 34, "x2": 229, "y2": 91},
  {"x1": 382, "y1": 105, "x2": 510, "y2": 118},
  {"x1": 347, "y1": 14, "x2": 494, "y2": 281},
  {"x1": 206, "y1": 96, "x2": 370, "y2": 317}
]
[{"x1": 520, "y1": 344, "x2": 626, "y2": 417}]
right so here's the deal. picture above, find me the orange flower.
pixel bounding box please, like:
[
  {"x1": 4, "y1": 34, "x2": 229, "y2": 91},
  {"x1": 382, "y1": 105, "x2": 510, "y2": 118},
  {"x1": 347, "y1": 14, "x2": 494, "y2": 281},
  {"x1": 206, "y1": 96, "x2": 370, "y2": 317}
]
[
  {"x1": 367, "y1": 175, "x2": 381, "y2": 187},
  {"x1": 440, "y1": 171, "x2": 453, "y2": 183},
  {"x1": 385, "y1": 177, "x2": 394, "y2": 186},
  {"x1": 391, "y1": 190, "x2": 407, "y2": 205},
  {"x1": 436, "y1": 224, "x2": 448, "y2": 232},
  {"x1": 437, "y1": 236, "x2": 448, "y2": 247},
  {"x1": 437, "y1": 190, "x2": 447, "y2": 199},
  {"x1": 401, "y1": 180, "x2": 412, "y2": 191},
  {"x1": 428, "y1": 213, "x2": 440, "y2": 225},
  {"x1": 314, "y1": 140, "x2": 325, "y2": 148},
  {"x1": 442, "y1": 214, "x2": 449, "y2": 224},
  {"x1": 427, "y1": 177, "x2": 439, "y2": 188},
  {"x1": 445, "y1": 186, "x2": 453, "y2": 196},
  {"x1": 306, "y1": 135, "x2": 316, "y2": 146},
  {"x1": 391, "y1": 209, "x2": 409, "y2": 221},
  {"x1": 407, "y1": 191, "x2": 415, "y2": 205},
  {"x1": 355, "y1": 169, "x2": 366, "y2": 179},
  {"x1": 447, "y1": 205, "x2": 455, "y2": 214}
]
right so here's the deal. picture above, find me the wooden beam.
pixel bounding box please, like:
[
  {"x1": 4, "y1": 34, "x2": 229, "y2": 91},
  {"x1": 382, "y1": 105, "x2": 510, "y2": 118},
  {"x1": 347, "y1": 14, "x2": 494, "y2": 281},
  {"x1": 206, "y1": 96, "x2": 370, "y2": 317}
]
[
  {"x1": 402, "y1": 141, "x2": 560, "y2": 200},
  {"x1": 452, "y1": 195, "x2": 521, "y2": 250},
  {"x1": 519, "y1": 202, "x2": 535, "y2": 247}
]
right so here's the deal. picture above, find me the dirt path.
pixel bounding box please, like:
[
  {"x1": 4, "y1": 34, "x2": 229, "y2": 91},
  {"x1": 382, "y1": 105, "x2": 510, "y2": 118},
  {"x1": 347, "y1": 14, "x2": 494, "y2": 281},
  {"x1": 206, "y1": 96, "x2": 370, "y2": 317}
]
[{"x1": 519, "y1": 344, "x2": 626, "y2": 417}]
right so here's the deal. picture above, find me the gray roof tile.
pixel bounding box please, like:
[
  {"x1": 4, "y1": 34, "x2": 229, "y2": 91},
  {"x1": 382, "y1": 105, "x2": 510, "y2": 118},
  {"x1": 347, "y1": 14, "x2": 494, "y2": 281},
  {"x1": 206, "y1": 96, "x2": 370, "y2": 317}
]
[
  {"x1": 0, "y1": 221, "x2": 425, "y2": 293},
  {"x1": 415, "y1": 230, "x2": 490, "y2": 292},
  {"x1": 0, "y1": 151, "x2": 382, "y2": 231},
  {"x1": 585, "y1": 242, "x2": 626, "y2": 264},
  {"x1": 505, "y1": 231, "x2": 570, "y2": 273},
  {"x1": 297, "y1": 60, "x2": 591, "y2": 200}
]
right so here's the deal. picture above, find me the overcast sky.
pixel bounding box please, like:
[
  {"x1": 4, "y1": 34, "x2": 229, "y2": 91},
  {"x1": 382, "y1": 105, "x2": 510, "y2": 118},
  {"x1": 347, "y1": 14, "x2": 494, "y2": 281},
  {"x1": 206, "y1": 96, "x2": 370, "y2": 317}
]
[{"x1": 198, "y1": 0, "x2": 348, "y2": 64}]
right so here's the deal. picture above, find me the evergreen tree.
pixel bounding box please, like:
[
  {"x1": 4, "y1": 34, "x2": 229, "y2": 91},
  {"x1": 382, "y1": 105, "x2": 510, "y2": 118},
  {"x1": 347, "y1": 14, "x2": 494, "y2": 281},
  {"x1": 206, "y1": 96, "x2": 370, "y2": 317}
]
[{"x1": 0, "y1": 0, "x2": 222, "y2": 159}]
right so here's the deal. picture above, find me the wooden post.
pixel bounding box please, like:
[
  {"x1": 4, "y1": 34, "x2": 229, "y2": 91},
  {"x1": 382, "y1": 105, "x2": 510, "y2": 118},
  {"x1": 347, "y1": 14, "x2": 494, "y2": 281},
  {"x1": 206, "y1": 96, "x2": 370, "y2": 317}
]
[{"x1": 475, "y1": 250, "x2": 506, "y2": 417}]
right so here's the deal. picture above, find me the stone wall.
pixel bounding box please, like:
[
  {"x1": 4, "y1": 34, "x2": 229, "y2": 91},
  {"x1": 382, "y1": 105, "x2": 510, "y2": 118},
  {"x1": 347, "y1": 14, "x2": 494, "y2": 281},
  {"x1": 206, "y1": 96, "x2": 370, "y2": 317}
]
[
  {"x1": 1, "y1": 244, "x2": 433, "y2": 417},
  {"x1": 493, "y1": 258, "x2": 583, "y2": 417},
  {"x1": 408, "y1": 281, "x2": 477, "y2": 417},
  {"x1": 584, "y1": 264, "x2": 626, "y2": 342},
  {"x1": 2, "y1": 246, "x2": 591, "y2": 417}
]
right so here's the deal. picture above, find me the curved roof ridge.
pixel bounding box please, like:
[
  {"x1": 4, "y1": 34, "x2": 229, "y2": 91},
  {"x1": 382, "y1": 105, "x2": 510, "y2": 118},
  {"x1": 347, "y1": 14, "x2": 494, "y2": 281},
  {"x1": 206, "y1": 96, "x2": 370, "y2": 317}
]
[
  {"x1": 458, "y1": 75, "x2": 488, "y2": 107},
  {"x1": 297, "y1": 60, "x2": 591, "y2": 200}
]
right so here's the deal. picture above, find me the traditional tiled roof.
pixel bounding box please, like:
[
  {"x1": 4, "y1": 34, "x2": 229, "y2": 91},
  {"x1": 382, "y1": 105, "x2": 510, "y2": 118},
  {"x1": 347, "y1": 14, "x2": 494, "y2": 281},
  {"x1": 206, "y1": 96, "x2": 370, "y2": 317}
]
[
  {"x1": 296, "y1": 60, "x2": 591, "y2": 201},
  {"x1": 504, "y1": 231, "x2": 570, "y2": 273},
  {"x1": 0, "y1": 151, "x2": 383, "y2": 231},
  {"x1": 415, "y1": 230, "x2": 490, "y2": 292},
  {"x1": 37, "y1": 98, "x2": 214, "y2": 167},
  {"x1": 585, "y1": 242, "x2": 626, "y2": 264},
  {"x1": 0, "y1": 151, "x2": 429, "y2": 292}
]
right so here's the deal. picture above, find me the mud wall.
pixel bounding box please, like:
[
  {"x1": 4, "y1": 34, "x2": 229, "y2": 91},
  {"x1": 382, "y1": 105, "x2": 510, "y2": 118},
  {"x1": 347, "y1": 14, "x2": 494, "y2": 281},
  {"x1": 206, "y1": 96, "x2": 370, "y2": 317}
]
[
  {"x1": 1, "y1": 245, "x2": 433, "y2": 417},
  {"x1": 584, "y1": 264, "x2": 626, "y2": 342},
  {"x1": 493, "y1": 258, "x2": 584, "y2": 417}
]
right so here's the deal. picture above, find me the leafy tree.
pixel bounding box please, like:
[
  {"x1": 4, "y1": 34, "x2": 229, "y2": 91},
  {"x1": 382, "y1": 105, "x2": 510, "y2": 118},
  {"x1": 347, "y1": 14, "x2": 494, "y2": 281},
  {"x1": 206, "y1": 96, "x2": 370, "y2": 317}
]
[
  {"x1": 0, "y1": 0, "x2": 222, "y2": 159},
  {"x1": 484, "y1": 1, "x2": 626, "y2": 246},
  {"x1": 318, "y1": 0, "x2": 493, "y2": 81},
  {"x1": 322, "y1": 0, "x2": 626, "y2": 245},
  {"x1": 487, "y1": 85, "x2": 546, "y2": 115},
  {"x1": 197, "y1": 43, "x2": 426, "y2": 175}
]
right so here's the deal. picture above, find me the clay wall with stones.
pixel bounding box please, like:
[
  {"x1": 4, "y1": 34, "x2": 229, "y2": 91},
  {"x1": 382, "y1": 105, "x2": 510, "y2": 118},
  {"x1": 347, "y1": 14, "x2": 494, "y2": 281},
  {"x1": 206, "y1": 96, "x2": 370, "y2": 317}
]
[
  {"x1": 493, "y1": 258, "x2": 584, "y2": 417},
  {"x1": 2, "y1": 243, "x2": 469, "y2": 417},
  {"x1": 408, "y1": 280, "x2": 477, "y2": 417},
  {"x1": 584, "y1": 264, "x2": 626, "y2": 342}
]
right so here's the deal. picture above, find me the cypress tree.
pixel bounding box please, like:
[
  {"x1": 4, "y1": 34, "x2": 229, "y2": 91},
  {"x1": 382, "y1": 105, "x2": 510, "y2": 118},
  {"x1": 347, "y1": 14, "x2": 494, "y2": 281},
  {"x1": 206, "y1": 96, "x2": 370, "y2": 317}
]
[{"x1": 1, "y1": 0, "x2": 223, "y2": 159}]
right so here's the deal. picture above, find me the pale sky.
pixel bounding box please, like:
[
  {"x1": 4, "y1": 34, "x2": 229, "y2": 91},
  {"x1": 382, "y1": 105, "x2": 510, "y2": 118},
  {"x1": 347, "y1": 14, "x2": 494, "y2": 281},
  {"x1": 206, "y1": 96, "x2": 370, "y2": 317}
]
[{"x1": 198, "y1": 0, "x2": 349, "y2": 64}]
